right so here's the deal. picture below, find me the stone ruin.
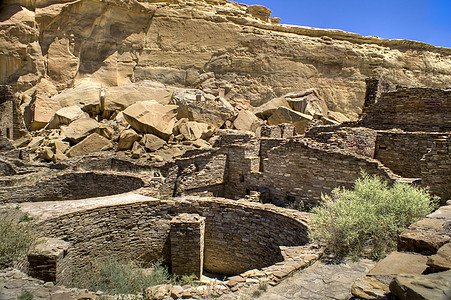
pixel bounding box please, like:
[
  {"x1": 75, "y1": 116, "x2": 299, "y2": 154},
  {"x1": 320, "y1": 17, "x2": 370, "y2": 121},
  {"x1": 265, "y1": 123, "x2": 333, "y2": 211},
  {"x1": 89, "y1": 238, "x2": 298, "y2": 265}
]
[
  {"x1": 0, "y1": 78, "x2": 449, "y2": 298},
  {"x1": 0, "y1": 0, "x2": 450, "y2": 298}
]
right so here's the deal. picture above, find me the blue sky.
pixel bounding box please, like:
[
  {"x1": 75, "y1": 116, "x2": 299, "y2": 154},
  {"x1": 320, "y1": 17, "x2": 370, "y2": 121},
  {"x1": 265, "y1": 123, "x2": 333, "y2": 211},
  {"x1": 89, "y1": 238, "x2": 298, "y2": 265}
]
[{"x1": 237, "y1": 0, "x2": 451, "y2": 48}]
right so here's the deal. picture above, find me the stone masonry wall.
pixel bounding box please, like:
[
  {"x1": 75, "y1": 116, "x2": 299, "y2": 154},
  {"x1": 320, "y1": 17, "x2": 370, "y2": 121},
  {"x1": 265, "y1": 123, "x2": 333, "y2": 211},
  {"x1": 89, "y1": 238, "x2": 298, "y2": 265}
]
[
  {"x1": 170, "y1": 214, "x2": 205, "y2": 278},
  {"x1": 374, "y1": 131, "x2": 448, "y2": 178},
  {"x1": 421, "y1": 137, "x2": 451, "y2": 203},
  {"x1": 36, "y1": 197, "x2": 310, "y2": 276},
  {"x1": 363, "y1": 88, "x2": 451, "y2": 132},
  {"x1": 249, "y1": 138, "x2": 398, "y2": 207},
  {"x1": 0, "y1": 171, "x2": 147, "y2": 204},
  {"x1": 0, "y1": 86, "x2": 14, "y2": 139}
]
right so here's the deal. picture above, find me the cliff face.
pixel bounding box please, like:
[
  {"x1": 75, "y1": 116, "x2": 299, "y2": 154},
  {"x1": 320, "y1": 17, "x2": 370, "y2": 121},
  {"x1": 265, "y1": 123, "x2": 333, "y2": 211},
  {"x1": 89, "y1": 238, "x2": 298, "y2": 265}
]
[{"x1": 1, "y1": 0, "x2": 451, "y2": 117}]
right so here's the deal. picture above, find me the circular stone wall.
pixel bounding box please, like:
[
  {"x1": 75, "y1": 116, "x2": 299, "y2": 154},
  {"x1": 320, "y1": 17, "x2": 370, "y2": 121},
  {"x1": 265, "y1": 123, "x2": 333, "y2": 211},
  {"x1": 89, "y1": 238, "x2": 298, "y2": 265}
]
[
  {"x1": 37, "y1": 196, "x2": 310, "y2": 276},
  {"x1": 0, "y1": 171, "x2": 147, "y2": 203}
]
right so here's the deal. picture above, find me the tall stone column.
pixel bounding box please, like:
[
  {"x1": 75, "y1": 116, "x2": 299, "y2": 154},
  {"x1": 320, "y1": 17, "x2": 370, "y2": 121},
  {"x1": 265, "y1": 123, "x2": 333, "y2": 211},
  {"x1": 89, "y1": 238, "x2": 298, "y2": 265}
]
[{"x1": 170, "y1": 213, "x2": 205, "y2": 279}]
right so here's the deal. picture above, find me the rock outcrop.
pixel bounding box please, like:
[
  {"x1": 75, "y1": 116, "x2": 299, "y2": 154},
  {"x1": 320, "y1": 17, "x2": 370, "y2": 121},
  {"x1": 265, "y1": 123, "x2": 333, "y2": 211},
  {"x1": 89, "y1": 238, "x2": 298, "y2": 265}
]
[{"x1": 1, "y1": 0, "x2": 450, "y2": 120}]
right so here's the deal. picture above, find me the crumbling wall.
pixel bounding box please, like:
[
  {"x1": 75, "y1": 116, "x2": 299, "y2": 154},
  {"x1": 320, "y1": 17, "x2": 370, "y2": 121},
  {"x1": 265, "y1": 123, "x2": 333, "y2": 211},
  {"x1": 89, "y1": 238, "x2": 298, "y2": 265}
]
[{"x1": 362, "y1": 88, "x2": 451, "y2": 132}]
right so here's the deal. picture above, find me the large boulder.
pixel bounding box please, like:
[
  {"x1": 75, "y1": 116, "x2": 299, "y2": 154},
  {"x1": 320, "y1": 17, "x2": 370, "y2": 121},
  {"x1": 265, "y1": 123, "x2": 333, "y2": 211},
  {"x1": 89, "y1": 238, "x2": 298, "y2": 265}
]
[
  {"x1": 178, "y1": 121, "x2": 215, "y2": 141},
  {"x1": 50, "y1": 82, "x2": 102, "y2": 115},
  {"x1": 61, "y1": 117, "x2": 100, "y2": 143},
  {"x1": 267, "y1": 106, "x2": 313, "y2": 134},
  {"x1": 141, "y1": 134, "x2": 166, "y2": 152},
  {"x1": 253, "y1": 97, "x2": 290, "y2": 119},
  {"x1": 122, "y1": 101, "x2": 178, "y2": 140},
  {"x1": 233, "y1": 110, "x2": 261, "y2": 132},
  {"x1": 367, "y1": 252, "x2": 428, "y2": 276},
  {"x1": 117, "y1": 129, "x2": 140, "y2": 151},
  {"x1": 45, "y1": 106, "x2": 89, "y2": 129},
  {"x1": 389, "y1": 270, "x2": 451, "y2": 300},
  {"x1": 171, "y1": 89, "x2": 236, "y2": 128},
  {"x1": 66, "y1": 133, "x2": 112, "y2": 157},
  {"x1": 285, "y1": 89, "x2": 329, "y2": 118},
  {"x1": 23, "y1": 78, "x2": 60, "y2": 130},
  {"x1": 427, "y1": 242, "x2": 451, "y2": 271},
  {"x1": 103, "y1": 81, "x2": 175, "y2": 117},
  {"x1": 398, "y1": 218, "x2": 450, "y2": 255}
]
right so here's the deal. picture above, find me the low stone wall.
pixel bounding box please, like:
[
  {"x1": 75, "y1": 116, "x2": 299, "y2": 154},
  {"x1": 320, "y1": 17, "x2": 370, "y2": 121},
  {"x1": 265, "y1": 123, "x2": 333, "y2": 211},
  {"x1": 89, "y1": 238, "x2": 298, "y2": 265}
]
[
  {"x1": 374, "y1": 131, "x2": 447, "y2": 178},
  {"x1": 32, "y1": 196, "x2": 310, "y2": 277},
  {"x1": 363, "y1": 88, "x2": 451, "y2": 132},
  {"x1": 0, "y1": 171, "x2": 148, "y2": 203}
]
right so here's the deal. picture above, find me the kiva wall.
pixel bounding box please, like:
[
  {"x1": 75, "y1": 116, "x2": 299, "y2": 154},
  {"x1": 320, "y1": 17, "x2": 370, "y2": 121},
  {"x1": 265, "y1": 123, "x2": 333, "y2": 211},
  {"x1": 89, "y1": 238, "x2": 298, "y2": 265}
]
[{"x1": 36, "y1": 197, "x2": 310, "y2": 277}]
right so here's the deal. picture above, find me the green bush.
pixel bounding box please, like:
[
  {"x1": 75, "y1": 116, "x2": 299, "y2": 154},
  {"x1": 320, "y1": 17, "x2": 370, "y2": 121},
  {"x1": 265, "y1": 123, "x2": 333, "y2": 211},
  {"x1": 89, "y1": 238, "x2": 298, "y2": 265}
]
[
  {"x1": 309, "y1": 172, "x2": 439, "y2": 260},
  {"x1": 71, "y1": 258, "x2": 173, "y2": 295},
  {"x1": 0, "y1": 210, "x2": 36, "y2": 267}
]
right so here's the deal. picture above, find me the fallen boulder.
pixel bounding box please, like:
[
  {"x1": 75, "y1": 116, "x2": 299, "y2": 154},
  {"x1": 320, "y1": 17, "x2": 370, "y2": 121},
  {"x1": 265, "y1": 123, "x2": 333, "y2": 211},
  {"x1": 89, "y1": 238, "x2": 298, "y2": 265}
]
[
  {"x1": 50, "y1": 82, "x2": 102, "y2": 115},
  {"x1": 233, "y1": 110, "x2": 261, "y2": 132},
  {"x1": 141, "y1": 134, "x2": 166, "y2": 152},
  {"x1": 267, "y1": 106, "x2": 313, "y2": 134},
  {"x1": 117, "y1": 129, "x2": 140, "y2": 151},
  {"x1": 253, "y1": 97, "x2": 290, "y2": 119},
  {"x1": 103, "y1": 81, "x2": 175, "y2": 117},
  {"x1": 389, "y1": 270, "x2": 451, "y2": 300},
  {"x1": 122, "y1": 101, "x2": 178, "y2": 140},
  {"x1": 45, "y1": 106, "x2": 89, "y2": 129},
  {"x1": 178, "y1": 121, "x2": 215, "y2": 141},
  {"x1": 66, "y1": 133, "x2": 113, "y2": 157},
  {"x1": 171, "y1": 89, "x2": 236, "y2": 128},
  {"x1": 61, "y1": 118, "x2": 100, "y2": 143}
]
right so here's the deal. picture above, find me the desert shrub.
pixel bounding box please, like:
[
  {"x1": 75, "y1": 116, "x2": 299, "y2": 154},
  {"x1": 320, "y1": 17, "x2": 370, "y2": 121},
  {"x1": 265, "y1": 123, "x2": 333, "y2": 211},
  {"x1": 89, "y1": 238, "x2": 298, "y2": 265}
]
[
  {"x1": 71, "y1": 259, "x2": 173, "y2": 295},
  {"x1": 309, "y1": 172, "x2": 439, "y2": 260},
  {"x1": 0, "y1": 210, "x2": 36, "y2": 267}
]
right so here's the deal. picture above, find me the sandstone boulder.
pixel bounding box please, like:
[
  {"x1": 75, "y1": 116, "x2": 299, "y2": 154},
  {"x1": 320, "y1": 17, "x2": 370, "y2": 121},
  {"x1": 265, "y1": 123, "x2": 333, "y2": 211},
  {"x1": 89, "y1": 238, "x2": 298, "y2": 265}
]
[
  {"x1": 61, "y1": 118, "x2": 100, "y2": 143},
  {"x1": 50, "y1": 82, "x2": 102, "y2": 115},
  {"x1": 178, "y1": 121, "x2": 215, "y2": 141},
  {"x1": 45, "y1": 106, "x2": 88, "y2": 129},
  {"x1": 122, "y1": 101, "x2": 178, "y2": 140},
  {"x1": 253, "y1": 97, "x2": 290, "y2": 119},
  {"x1": 389, "y1": 270, "x2": 451, "y2": 300},
  {"x1": 117, "y1": 129, "x2": 140, "y2": 151},
  {"x1": 351, "y1": 276, "x2": 389, "y2": 300},
  {"x1": 233, "y1": 110, "x2": 261, "y2": 132},
  {"x1": 267, "y1": 107, "x2": 313, "y2": 134},
  {"x1": 328, "y1": 110, "x2": 351, "y2": 123},
  {"x1": 398, "y1": 218, "x2": 450, "y2": 255},
  {"x1": 171, "y1": 89, "x2": 236, "y2": 128},
  {"x1": 367, "y1": 252, "x2": 428, "y2": 276},
  {"x1": 103, "y1": 81, "x2": 175, "y2": 117},
  {"x1": 23, "y1": 78, "x2": 60, "y2": 130},
  {"x1": 141, "y1": 134, "x2": 166, "y2": 152},
  {"x1": 66, "y1": 133, "x2": 112, "y2": 157},
  {"x1": 285, "y1": 89, "x2": 329, "y2": 118},
  {"x1": 427, "y1": 242, "x2": 451, "y2": 271}
]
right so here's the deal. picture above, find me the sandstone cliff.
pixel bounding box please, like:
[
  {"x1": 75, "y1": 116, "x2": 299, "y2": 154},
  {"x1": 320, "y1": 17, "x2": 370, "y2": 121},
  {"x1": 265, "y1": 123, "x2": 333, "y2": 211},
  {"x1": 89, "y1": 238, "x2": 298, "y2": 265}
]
[{"x1": 1, "y1": 0, "x2": 451, "y2": 119}]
